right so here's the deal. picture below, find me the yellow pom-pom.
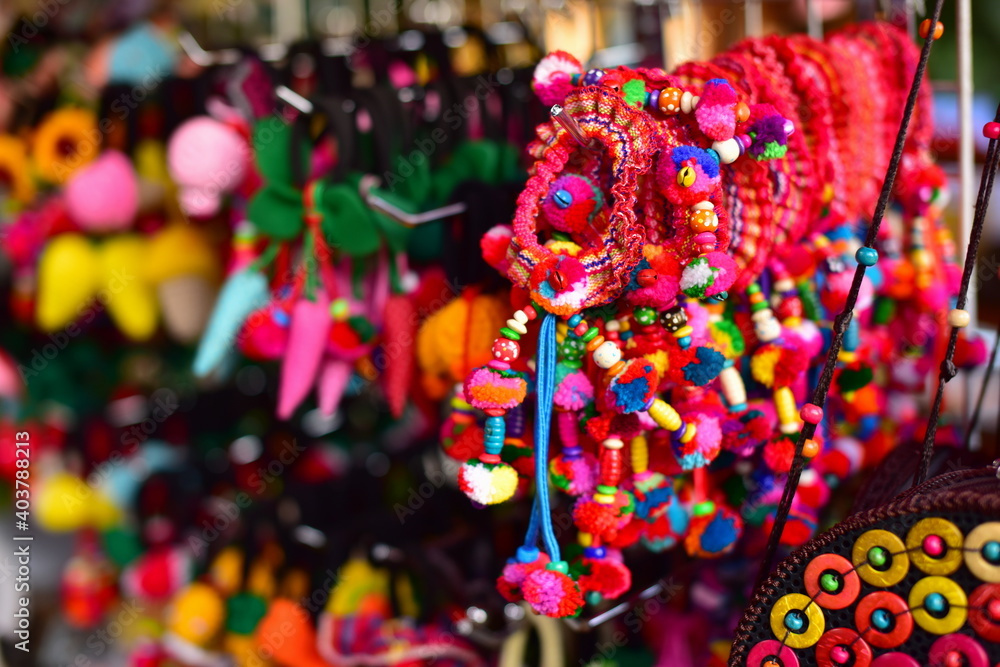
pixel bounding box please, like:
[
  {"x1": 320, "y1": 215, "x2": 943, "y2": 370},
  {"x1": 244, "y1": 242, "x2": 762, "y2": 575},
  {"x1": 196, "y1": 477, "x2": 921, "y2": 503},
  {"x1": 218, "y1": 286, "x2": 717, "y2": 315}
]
[
  {"x1": 750, "y1": 347, "x2": 780, "y2": 388},
  {"x1": 459, "y1": 461, "x2": 519, "y2": 505},
  {"x1": 167, "y1": 583, "x2": 225, "y2": 646}
]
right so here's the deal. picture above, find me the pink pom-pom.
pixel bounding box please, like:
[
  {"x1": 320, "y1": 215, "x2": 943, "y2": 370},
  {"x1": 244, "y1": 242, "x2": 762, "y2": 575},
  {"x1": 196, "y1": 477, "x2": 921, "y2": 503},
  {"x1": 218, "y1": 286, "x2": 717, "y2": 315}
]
[
  {"x1": 64, "y1": 150, "x2": 139, "y2": 232},
  {"x1": 167, "y1": 116, "x2": 249, "y2": 217},
  {"x1": 522, "y1": 566, "x2": 584, "y2": 618},
  {"x1": 694, "y1": 79, "x2": 738, "y2": 140},
  {"x1": 463, "y1": 367, "x2": 527, "y2": 411},
  {"x1": 550, "y1": 452, "x2": 598, "y2": 496},
  {"x1": 497, "y1": 552, "x2": 550, "y2": 602},
  {"x1": 541, "y1": 174, "x2": 602, "y2": 235},
  {"x1": 554, "y1": 369, "x2": 594, "y2": 411},
  {"x1": 481, "y1": 224, "x2": 513, "y2": 273},
  {"x1": 532, "y1": 51, "x2": 583, "y2": 106},
  {"x1": 701, "y1": 252, "x2": 738, "y2": 297},
  {"x1": 671, "y1": 413, "x2": 721, "y2": 470}
]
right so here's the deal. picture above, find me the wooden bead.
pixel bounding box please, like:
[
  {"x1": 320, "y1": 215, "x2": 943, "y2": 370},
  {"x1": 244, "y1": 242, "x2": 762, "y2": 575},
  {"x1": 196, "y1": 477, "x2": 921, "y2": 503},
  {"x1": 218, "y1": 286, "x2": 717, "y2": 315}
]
[
  {"x1": 735, "y1": 101, "x2": 750, "y2": 123},
  {"x1": 506, "y1": 318, "x2": 527, "y2": 335},
  {"x1": 592, "y1": 341, "x2": 622, "y2": 369},
  {"x1": 689, "y1": 208, "x2": 719, "y2": 233},
  {"x1": 602, "y1": 438, "x2": 624, "y2": 450},
  {"x1": 947, "y1": 309, "x2": 970, "y2": 328},
  {"x1": 658, "y1": 87, "x2": 682, "y2": 114},
  {"x1": 585, "y1": 335, "x2": 605, "y2": 352},
  {"x1": 513, "y1": 310, "x2": 528, "y2": 325},
  {"x1": 492, "y1": 338, "x2": 520, "y2": 362},
  {"x1": 919, "y1": 18, "x2": 944, "y2": 40},
  {"x1": 712, "y1": 138, "x2": 741, "y2": 164},
  {"x1": 680, "y1": 90, "x2": 695, "y2": 114},
  {"x1": 802, "y1": 439, "x2": 820, "y2": 458}
]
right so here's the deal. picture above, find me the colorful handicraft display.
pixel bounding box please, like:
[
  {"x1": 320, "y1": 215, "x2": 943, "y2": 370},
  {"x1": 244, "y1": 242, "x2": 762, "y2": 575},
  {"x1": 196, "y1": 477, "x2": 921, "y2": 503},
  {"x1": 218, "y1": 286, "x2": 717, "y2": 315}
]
[{"x1": 453, "y1": 21, "x2": 966, "y2": 618}]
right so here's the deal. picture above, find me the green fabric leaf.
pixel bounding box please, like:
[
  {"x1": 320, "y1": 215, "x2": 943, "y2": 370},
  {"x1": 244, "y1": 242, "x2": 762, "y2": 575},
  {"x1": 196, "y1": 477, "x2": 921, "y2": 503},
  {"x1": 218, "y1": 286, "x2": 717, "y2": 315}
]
[
  {"x1": 319, "y1": 182, "x2": 381, "y2": 257},
  {"x1": 246, "y1": 184, "x2": 304, "y2": 240}
]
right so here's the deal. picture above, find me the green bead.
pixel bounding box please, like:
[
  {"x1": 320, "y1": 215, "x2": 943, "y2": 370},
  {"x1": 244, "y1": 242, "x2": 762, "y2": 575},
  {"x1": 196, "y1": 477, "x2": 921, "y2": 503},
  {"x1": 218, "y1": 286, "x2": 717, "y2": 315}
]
[
  {"x1": 634, "y1": 306, "x2": 657, "y2": 326},
  {"x1": 868, "y1": 546, "x2": 889, "y2": 568},
  {"x1": 546, "y1": 560, "x2": 569, "y2": 574},
  {"x1": 750, "y1": 300, "x2": 769, "y2": 312},
  {"x1": 820, "y1": 572, "x2": 840, "y2": 593},
  {"x1": 586, "y1": 591, "x2": 603, "y2": 606},
  {"x1": 330, "y1": 298, "x2": 349, "y2": 320},
  {"x1": 692, "y1": 500, "x2": 716, "y2": 517},
  {"x1": 581, "y1": 327, "x2": 600, "y2": 342},
  {"x1": 596, "y1": 484, "x2": 618, "y2": 496},
  {"x1": 499, "y1": 327, "x2": 521, "y2": 341},
  {"x1": 747, "y1": 284, "x2": 761, "y2": 294}
]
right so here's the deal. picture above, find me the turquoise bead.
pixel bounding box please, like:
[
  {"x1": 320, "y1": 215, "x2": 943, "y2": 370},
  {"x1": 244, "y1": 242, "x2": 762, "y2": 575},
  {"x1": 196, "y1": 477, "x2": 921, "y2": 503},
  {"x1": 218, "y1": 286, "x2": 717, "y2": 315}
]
[
  {"x1": 984, "y1": 541, "x2": 1000, "y2": 563},
  {"x1": 924, "y1": 592, "x2": 947, "y2": 615},
  {"x1": 856, "y1": 247, "x2": 879, "y2": 266},
  {"x1": 784, "y1": 610, "x2": 806, "y2": 632},
  {"x1": 871, "y1": 608, "x2": 892, "y2": 631}
]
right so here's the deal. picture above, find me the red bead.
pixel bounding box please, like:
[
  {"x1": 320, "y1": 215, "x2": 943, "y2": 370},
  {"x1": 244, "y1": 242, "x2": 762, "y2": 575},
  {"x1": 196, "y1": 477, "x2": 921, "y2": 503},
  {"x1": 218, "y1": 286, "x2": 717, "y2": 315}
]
[
  {"x1": 492, "y1": 338, "x2": 520, "y2": 362},
  {"x1": 988, "y1": 599, "x2": 1000, "y2": 619},
  {"x1": 923, "y1": 534, "x2": 945, "y2": 558},
  {"x1": 636, "y1": 269, "x2": 658, "y2": 287},
  {"x1": 574, "y1": 322, "x2": 589, "y2": 337},
  {"x1": 480, "y1": 453, "x2": 501, "y2": 464},
  {"x1": 944, "y1": 651, "x2": 963, "y2": 667},
  {"x1": 800, "y1": 403, "x2": 823, "y2": 425},
  {"x1": 985, "y1": 122, "x2": 1000, "y2": 140}
]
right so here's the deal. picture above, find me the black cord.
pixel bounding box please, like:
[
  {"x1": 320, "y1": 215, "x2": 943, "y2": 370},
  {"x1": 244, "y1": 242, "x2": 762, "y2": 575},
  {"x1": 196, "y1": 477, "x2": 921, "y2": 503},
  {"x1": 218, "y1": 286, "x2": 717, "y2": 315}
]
[
  {"x1": 964, "y1": 324, "x2": 1000, "y2": 451},
  {"x1": 918, "y1": 103, "x2": 1000, "y2": 482},
  {"x1": 753, "y1": 1, "x2": 946, "y2": 589}
]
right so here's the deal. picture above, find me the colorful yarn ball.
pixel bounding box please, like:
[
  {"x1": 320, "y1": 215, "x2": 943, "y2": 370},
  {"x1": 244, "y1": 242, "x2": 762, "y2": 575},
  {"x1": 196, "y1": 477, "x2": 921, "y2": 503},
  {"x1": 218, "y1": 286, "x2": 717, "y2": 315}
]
[
  {"x1": 694, "y1": 79, "x2": 738, "y2": 141},
  {"x1": 630, "y1": 471, "x2": 675, "y2": 521},
  {"x1": 554, "y1": 366, "x2": 594, "y2": 411},
  {"x1": 680, "y1": 253, "x2": 737, "y2": 299},
  {"x1": 763, "y1": 502, "x2": 818, "y2": 546},
  {"x1": 458, "y1": 461, "x2": 519, "y2": 505},
  {"x1": 641, "y1": 500, "x2": 691, "y2": 552},
  {"x1": 522, "y1": 564, "x2": 585, "y2": 618},
  {"x1": 529, "y1": 254, "x2": 590, "y2": 317},
  {"x1": 605, "y1": 358, "x2": 657, "y2": 414},
  {"x1": 550, "y1": 452, "x2": 598, "y2": 496},
  {"x1": 721, "y1": 409, "x2": 771, "y2": 456},
  {"x1": 497, "y1": 551, "x2": 550, "y2": 602},
  {"x1": 671, "y1": 413, "x2": 722, "y2": 470},
  {"x1": 684, "y1": 507, "x2": 742, "y2": 558},
  {"x1": 751, "y1": 343, "x2": 810, "y2": 389},
  {"x1": 463, "y1": 366, "x2": 527, "y2": 411},
  {"x1": 532, "y1": 51, "x2": 583, "y2": 106},
  {"x1": 578, "y1": 555, "x2": 631, "y2": 599},
  {"x1": 573, "y1": 490, "x2": 635, "y2": 542},
  {"x1": 763, "y1": 436, "x2": 796, "y2": 473},
  {"x1": 658, "y1": 146, "x2": 721, "y2": 206},
  {"x1": 746, "y1": 104, "x2": 790, "y2": 160},
  {"x1": 682, "y1": 346, "x2": 726, "y2": 386},
  {"x1": 439, "y1": 418, "x2": 484, "y2": 461},
  {"x1": 541, "y1": 174, "x2": 603, "y2": 235}
]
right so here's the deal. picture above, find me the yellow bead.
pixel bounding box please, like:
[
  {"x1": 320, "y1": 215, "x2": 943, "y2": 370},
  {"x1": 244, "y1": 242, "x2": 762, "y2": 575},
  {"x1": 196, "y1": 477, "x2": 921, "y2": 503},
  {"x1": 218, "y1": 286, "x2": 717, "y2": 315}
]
[
  {"x1": 912, "y1": 248, "x2": 932, "y2": 270},
  {"x1": 649, "y1": 399, "x2": 681, "y2": 431},
  {"x1": 947, "y1": 309, "x2": 970, "y2": 328},
  {"x1": 909, "y1": 576, "x2": 966, "y2": 634},
  {"x1": 594, "y1": 493, "x2": 616, "y2": 504},
  {"x1": 578, "y1": 532, "x2": 593, "y2": 547},
  {"x1": 631, "y1": 435, "x2": 649, "y2": 475},
  {"x1": 679, "y1": 422, "x2": 696, "y2": 443},
  {"x1": 853, "y1": 529, "x2": 910, "y2": 587}
]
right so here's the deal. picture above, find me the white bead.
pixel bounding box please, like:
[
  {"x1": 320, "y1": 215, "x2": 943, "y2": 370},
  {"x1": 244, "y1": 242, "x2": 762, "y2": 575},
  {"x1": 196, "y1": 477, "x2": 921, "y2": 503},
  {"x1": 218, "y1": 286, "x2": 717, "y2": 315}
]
[
  {"x1": 605, "y1": 319, "x2": 621, "y2": 332},
  {"x1": 513, "y1": 310, "x2": 528, "y2": 325},
  {"x1": 592, "y1": 341, "x2": 622, "y2": 369},
  {"x1": 680, "y1": 91, "x2": 695, "y2": 114},
  {"x1": 691, "y1": 95, "x2": 700, "y2": 108},
  {"x1": 947, "y1": 309, "x2": 970, "y2": 328},
  {"x1": 602, "y1": 438, "x2": 624, "y2": 450},
  {"x1": 712, "y1": 138, "x2": 741, "y2": 164},
  {"x1": 506, "y1": 318, "x2": 527, "y2": 335},
  {"x1": 693, "y1": 200, "x2": 714, "y2": 211},
  {"x1": 774, "y1": 279, "x2": 795, "y2": 293},
  {"x1": 756, "y1": 318, "x2": 781, "y2": 342},
  {"x1": 750, "y1": 309, "x2": 774, "y2": 323}
]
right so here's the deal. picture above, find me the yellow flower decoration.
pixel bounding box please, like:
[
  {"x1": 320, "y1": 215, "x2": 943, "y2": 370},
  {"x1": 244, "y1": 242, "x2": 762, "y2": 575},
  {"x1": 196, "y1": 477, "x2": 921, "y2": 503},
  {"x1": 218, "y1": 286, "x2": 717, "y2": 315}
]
[
  {"x1": 32, "y1": 108, "x2": 99, "y2": 184},
  {"x1": 0, "y1": 134, "x2": 35, "y2": 204}
]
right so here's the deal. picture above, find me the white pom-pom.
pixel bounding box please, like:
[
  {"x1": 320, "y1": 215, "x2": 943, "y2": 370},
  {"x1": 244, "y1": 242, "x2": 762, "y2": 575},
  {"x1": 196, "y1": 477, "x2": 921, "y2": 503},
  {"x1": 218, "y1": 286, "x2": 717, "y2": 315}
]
[
  {"x1": 533, "y1": 52, "x2": 583, "y2": 88},
  {"x1": 680, "y1": 261, "x2": 715, "y2": 291}
]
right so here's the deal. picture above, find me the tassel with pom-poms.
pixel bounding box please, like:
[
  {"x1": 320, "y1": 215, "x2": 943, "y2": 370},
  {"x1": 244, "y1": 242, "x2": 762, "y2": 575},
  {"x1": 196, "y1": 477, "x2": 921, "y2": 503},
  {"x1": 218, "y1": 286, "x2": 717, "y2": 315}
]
[
  {"x1": 578, "y1": 547, "x2": 631, "y2": 602},
  {"x1": 523, "y1": 561, "x2": 584, "y2": 618}
]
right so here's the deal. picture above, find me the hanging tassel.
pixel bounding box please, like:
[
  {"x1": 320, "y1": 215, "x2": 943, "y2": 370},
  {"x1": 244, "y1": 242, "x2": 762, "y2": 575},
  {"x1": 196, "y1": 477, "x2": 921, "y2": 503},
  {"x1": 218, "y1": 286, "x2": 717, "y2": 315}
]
[
  {"x1": 522, "y1": 313, "x2": 584, "y2": 618},
  {"x1": 316, "y1": 357, "x2": 352, "y2": 417},
  {"x1": 193, "y1": 269, "x2": 270, "y2": 377},
  {"x1": 277, "y1": 293, "x2": 331, "y2": 419}
]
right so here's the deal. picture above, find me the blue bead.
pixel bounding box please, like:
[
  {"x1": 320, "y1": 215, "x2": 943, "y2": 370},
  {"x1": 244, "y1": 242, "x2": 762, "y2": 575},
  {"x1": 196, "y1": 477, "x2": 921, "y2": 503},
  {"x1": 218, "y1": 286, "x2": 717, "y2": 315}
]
[
  {"x1": 582, "y1": 68, "x2": 605, "y2": 86},
  {"x1": 871, "y1": 608, "x2": 892, "y2": 631},
  {"x1": 729, "y1": 403, "x2": 748, "y2": 413},
  {"x1": 553, "y1": 189, "x2": 573, "y2": 209},
  {"x1": 516, "y1": 546, "x2": 539, "y2": 563},
  {"x1": 568, "y1": 314, "x2": 582, "y2": 327},
  {"x1": 273, "y1": 310, "x2": 290, "y2": 326},
  {"x1": 924, "y1": 592, "x2": 947, "y2": 614},
  {"x1": 484, "y1": 416, "x2": 505, "y2": 439},
  {"x1": 678, "y1": 336, "x2": 692, "y2": 348},
  {"x1": 584, "y1": 546, "x2": 606, "y2": 559},
  {"x1": 856, "y1": 247, "x2": 879, "y2": 266},
  {"x1": 784, "y1": 610, "x2": 806, "y2": 632},
  {"x1": 983, "y1": 541, "x2": 1000, "y2": 563}
]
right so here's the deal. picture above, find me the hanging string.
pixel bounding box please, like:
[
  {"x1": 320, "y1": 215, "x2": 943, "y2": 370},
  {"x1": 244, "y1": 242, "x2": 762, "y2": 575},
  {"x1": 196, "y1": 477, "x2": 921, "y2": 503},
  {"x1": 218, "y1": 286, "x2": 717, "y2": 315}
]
[
  {"x1": 534, "y1": 313, "x2": 561, "y2": 560},
  {"x1": 919, "y1": 103, "x2": 1000, "y2": 482},
  {"x1": 753, "y1": 0, "x2": 946, "y2": 589},
  {"x1": 964, "y1": 324, "x2": 1000, "y2": 450}
]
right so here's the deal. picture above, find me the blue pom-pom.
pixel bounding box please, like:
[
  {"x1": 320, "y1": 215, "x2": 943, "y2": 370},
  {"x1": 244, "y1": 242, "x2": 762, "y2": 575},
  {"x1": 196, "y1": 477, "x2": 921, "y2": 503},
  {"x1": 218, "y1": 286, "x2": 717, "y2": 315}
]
[
  {"x1": 671, "y1": 145, "x2": 720, "y2": 178},
  {"x1": 682, "y1": 346, "x2": 726, "y2": 386},
  {"x1": 610, "y1": 374, "x2": 651, "y2": 413},
  {"x1": 699, "y1": 511, "x2": 739, "y2": 554}
]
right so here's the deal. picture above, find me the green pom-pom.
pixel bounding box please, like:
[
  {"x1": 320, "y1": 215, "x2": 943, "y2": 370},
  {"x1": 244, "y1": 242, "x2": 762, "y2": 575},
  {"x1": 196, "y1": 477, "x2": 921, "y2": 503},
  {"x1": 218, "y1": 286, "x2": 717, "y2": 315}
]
[
  {"x1": 756, "y1": 141, "x2": 788, "y2": 161},
  {"x1": 838, "y1": 365, "x2": 873, "y2": 392},
  {"x1": 622, "y1": 79, "x2": 647, "y2": 108}
]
